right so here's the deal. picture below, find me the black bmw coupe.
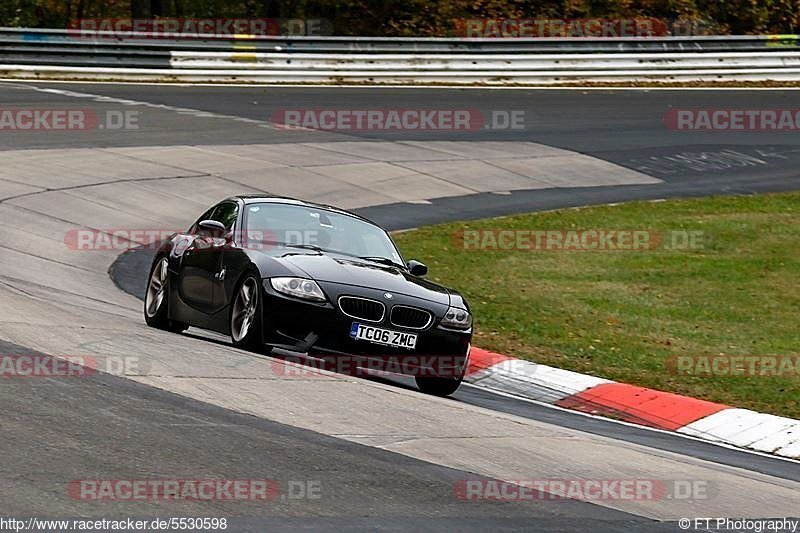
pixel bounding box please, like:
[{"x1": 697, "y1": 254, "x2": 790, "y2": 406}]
[{"x1": 144, "y1": 196, "x2": 473, "y2": 396}]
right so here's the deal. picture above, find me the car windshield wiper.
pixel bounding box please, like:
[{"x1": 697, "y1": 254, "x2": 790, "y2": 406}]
[
  {"x1": 285, "y1": 243, "x2": 326, "y2": 253},
  {"x1": 358, "y1": 256, "x2": 405, "y2": 269}
]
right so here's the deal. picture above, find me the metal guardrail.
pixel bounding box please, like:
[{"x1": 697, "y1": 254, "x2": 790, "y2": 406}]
[{"x1": 1, "y1": 27, "x2": 799, "y2": 83}]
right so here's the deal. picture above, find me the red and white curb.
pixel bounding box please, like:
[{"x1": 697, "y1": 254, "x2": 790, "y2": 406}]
[{"x1": 465, "y1": 348, "x2": 800, "y2": 460}]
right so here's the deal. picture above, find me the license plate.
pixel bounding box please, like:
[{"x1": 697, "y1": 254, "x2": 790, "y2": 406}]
[{"x1": 350, "y1": 322, "x2": 417, "y2": 349}]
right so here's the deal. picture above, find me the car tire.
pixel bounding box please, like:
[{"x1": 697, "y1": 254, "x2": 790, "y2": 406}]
[
  {"x1": 144, "y1": 256, "x2": 188, "y2": 333},
  {"x1": 230, "y1": 274, "x2": 266, "y2": 351},
  {"x1": 415, "y1": 376, "x2": 463, "y2": 397}
]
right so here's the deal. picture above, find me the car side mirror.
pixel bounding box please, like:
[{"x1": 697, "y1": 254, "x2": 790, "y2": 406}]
[
  {"x1": 198, "y1": 220, "x2": 226, "y2": 237},
  {"x1": 407, "y1": 260, "x2": 428, "y2": 277}
]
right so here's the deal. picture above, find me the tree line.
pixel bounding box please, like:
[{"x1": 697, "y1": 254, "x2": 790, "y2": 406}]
[{"x1": 2, "y1": 0, "x2": 798, "y2": 36}]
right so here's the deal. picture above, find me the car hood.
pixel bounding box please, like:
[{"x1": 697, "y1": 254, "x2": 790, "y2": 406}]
[{"x1": 278, "y1": 252, "x2": 451, "y2": 305}]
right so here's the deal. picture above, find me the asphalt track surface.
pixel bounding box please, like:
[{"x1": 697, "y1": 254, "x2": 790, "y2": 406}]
[{"x1": 0, "y1": 82, "x2": 799, "y2": 532}]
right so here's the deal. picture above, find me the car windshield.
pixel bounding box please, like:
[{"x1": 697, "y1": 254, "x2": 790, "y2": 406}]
[{"x1": 244, "y1": 202, "x2": 404, "y2": 266}]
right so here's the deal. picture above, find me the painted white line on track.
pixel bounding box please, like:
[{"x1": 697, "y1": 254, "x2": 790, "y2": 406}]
[
  {"x1": 4, "y1": 79, "x2": 800, "y2": 90},
  {"x1": 1, "y1": 82, "x2": 279, "y2": 129}
]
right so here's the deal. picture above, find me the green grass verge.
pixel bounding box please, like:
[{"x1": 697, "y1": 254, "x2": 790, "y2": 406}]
[{"x1": 393, "y1": 192, "x2": 800, "y2": 418}]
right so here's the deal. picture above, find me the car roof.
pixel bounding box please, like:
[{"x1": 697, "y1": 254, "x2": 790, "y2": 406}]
[{"x1": 225, "y1": 195, "x2": 379, "y2": 226}]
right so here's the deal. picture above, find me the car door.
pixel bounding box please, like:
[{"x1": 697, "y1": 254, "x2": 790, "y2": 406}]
[
  {"x1": 208, "y1": 201, "x2": 241, "y2": 314},
  {"x1": 178, "y1": 202, "x2": 236, "y2": 312}
]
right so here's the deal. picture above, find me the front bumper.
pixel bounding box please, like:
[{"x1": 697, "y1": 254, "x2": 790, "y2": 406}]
[{"x1": 262, "y1": 281, "x2": 471, "y2": 379}]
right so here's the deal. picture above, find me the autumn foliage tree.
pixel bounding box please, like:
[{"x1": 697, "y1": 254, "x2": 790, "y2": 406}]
[{"x1": 1, "y1": 0, "x2": 798, "y2": 35}]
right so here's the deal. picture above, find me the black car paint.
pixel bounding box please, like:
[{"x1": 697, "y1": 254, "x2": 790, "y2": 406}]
[{"x1": 154, "y1": 197, "x2": 472, "y2": 376}]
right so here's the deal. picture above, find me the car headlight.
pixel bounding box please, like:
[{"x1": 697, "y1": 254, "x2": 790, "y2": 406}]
[
  {"x1": 440, "y1": 306, "x2": 472, "y2": 330},
  {"x1": 270, "y1": 277, "x2": 327, "y2": 302}
]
